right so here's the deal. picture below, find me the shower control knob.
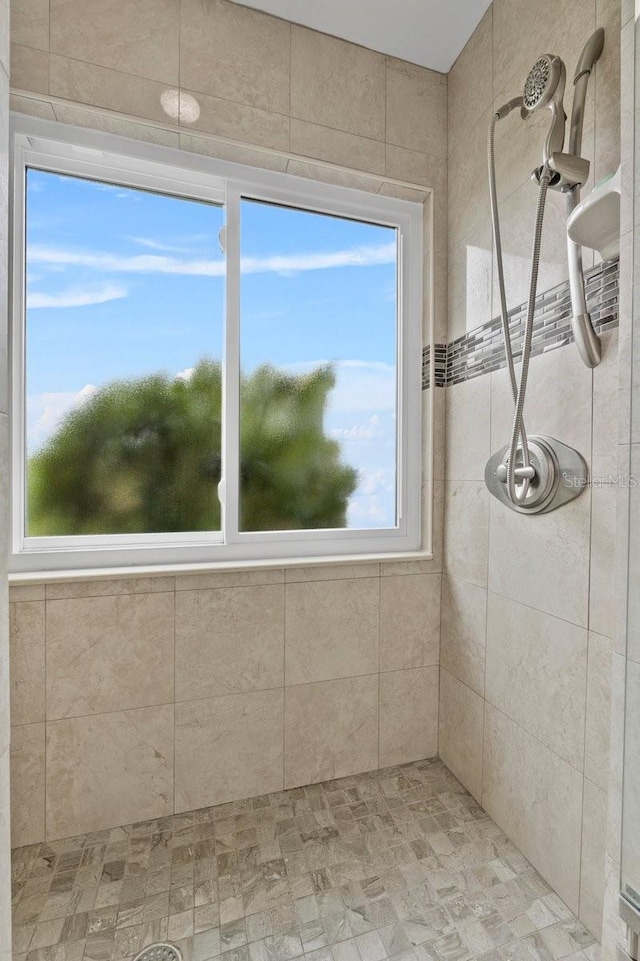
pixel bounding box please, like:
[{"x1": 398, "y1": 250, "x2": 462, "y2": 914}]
[{"x1": 495, "y1": 463, "x2": 536, "y2": 484}]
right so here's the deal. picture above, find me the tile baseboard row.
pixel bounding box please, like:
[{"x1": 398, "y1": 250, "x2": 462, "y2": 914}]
[{"x1": 423, "y1": 257, "x2": 619, "y2": 389}]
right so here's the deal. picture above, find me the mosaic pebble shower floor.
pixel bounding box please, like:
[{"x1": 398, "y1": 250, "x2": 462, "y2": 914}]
[{"x1": 10, "y1": 759, "x2": 598, "y2": 961}]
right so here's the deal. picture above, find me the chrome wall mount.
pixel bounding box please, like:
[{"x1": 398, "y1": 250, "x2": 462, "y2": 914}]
[{"x1": 485, "y1": 436, "x2": 588, "y2": 515}]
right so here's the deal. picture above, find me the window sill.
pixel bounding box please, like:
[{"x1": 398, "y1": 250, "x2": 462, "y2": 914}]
[{"x1": 8, "y1": 550, "x2": 435, "y2": 585}]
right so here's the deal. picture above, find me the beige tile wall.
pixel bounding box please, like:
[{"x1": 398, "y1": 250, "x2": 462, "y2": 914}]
[
  {"x1": 442, "y1": 0, "x2": 622, "y2": 943},
  {"x1": 5, "y1": 0, "x2": 448, "y2": 849},
  {"x1": 0, "y1": 0, "x2": 11, "y2": 957},
  {"x1": 9, "y1": 562, "x2": 442, "y2": 844}
]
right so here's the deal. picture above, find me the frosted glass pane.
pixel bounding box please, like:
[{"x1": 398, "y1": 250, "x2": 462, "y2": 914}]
[
  {"x1": 25, "y1": 169, "x2": 224, "y2": 536},
  {"x1": 239, "y1": 198, "x2": 398, "y2": 533}
]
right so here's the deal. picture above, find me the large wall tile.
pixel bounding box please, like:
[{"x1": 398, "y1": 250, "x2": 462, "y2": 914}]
[
  {"x1": 607, "y1": 652, "x2": 625, "y2": 860},
  {"x1": 176, "y1": 585, "x2": 284, "y2": 701},
  {"x1": 46, "y1": 706, "x2": 174, "y2": 839},
  {"x1": 385, "y1": 58, "x2": 446, "y2": 158},
  {"x1": 628, "y1": 445, "x2": 640, "y2": 663},
  {"x1": 180, "y1": 0, "x2": 290, "y2": 114},
  {"x1": 579, "y1": 779, "x2": 607, "y2": 938},
  {"x1": 379, "y1": 573, "x2": 440, "y2": 672},
  {"x1": 592, "y1": 330, "x2": 619, "y2": 479},
  {"x1": 285, "y1": 577, "x2": 378, "y2": 685},
  {"x1": 488, "y1": 491, "x2": 591, "y2": 627},
  {"x1": 291, "y1": 27, "x2": 385, "y2": 141},
  {"x1": 52, "y1": 101, "x2": 180, "y2": 145},
  {"x1": 448, "y1": 8, "x2": 492, "y2": 159},
  {"x1": 9, "y1": 600, "x2": 45, "y2": 726},
  {"x1": 444, "y1": 481, "x2": 489, "y2": 588},
  {"x1": 46, "y1": 592, "x2": 174, "y2": 719},
  {"x1": 285, "y1": 563, "x2": 378, "y2": 583},
  {"x1": 175, "y1": 690, "x2": 283, "y2": 812},
  {"x1": 0, "y1": 749, "x2": 10, "y2": 961},
  {"x1": 284, "y1": 675, "x2": 378, "y2": 788},
  {"x1": 448, "y1": 112, "x2": 492, "y2": 242},
  {"x1": 438, "y1": 668, "x2": 483, "y2": 801},
  {"x1": 446, "y1": 376, "x2": 492, "y2": 481},
  {"x1": 50, "y1": 0, "x2": 179, "y2": 85},
  {"x1": 486, "y1": 592, "x2": 587, "y2": 768},
  {"x1": 447, "y1": 219, "x2": 493, "y2": 340},
  {"x1": 440, "y1": 575, "x2": 486, "y2": 696},
  {"x1": 45, "y1": 576, "x2": 174, "y2": 600},
  {"x1": 180, "y1": 88, "x2": 290, "y2": 151},
  {"x1": 10, "y1": 723, "x2": 45, "y2": 847},
  {"x1": 585, "y1": 633, "x2": 613, "y2": 792},
  {"x1": 594, "y1": 0, "x2": 621, "y2": 183},
  {"x1": 0, "y1": 0, "x2": 5, "y2": 64},
  {"x1": 589, "y1": 486, "x2": 617, "y2": 639},
  {"x1": 379, "y1": 667, "x2": 438, "y2": 767},
  {"x1": 10, "y1": 43, "x2": 49, "y2": 93},
  {"x1": 491, "y1": 185, "x2": 578, "y2": 313},
  {"x1": 49, "y1": 55, "x2": 174, "y2": 124},
  {"x1": 482, "y1": 704, "x2": 583, "y2": 913},
  {"x1": 177, "y1": 568, "x2": 284, "y2": 591},
  {"x1": 492, "y1": 0, "x2": 596, "y2": 108},
  {"x1": 289, "y1": 119, "x2": 386, "y2": 176},
  {"x1": 620, "y1": 662, "x2": 640, "y2": 888},
  {"x1": 0, "y1": 588, "x2": 6, "y2": 759},
  {"x1": 183, "y1": 132, "x2": 287, "y2": 170},
  {"x1": 10, "y1": 0, "x2": 49, "y2": 51},
  {"x1": 384, "y1": 143, "x2": 441, "y2": 188},
  {"x1": 8, "y1": 585, "x2": 45, "y2": 602}
]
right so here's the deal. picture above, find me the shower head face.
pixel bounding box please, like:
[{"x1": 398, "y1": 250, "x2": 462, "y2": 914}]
[{"x1": 522, "y1": 55, "x2": 565, "y2": 112}]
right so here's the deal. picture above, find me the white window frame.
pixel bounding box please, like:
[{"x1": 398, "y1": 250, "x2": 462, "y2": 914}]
[{"x1": 10, "y1": 116, "x2": 426, "y2": 574}]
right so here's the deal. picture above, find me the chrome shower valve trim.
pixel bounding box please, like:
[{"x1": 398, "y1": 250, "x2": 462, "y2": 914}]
[{"x1": 486, "y1": 436, "x2": 588, "y2": 515}]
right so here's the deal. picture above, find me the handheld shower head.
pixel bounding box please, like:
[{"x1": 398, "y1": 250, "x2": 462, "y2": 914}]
[
  {"x1": 522, "y1": 55, "x2": 565, "y2": 112},
  {"x1": 521, "y1": 55, "x2": 567, "y2": 167}
]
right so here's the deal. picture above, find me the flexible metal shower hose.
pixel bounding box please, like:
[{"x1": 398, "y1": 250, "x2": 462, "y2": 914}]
[{"x1": 488, "y1": 112, "x2": 551, "y2": 505}]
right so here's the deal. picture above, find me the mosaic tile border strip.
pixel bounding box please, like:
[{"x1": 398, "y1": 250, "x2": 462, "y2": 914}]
[{"x1": 422, "y1": 257, "x2": 619, "y2": 389}]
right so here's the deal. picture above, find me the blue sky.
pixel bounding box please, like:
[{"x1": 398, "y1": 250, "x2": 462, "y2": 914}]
[{"x1": 25, "y1": 169, "x2": 398, "y2": 529}]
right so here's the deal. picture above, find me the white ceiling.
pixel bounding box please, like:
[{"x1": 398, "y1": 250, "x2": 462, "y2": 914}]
[{"x1": 229, "y1": 0, "x2": 493, "y2": 73}]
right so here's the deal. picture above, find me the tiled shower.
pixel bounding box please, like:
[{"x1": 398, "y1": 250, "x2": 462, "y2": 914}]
[{"x1": 0, "y1": 1, "x2": 636, "y2": 961}]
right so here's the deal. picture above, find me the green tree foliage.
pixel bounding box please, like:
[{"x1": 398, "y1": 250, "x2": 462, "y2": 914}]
[{"x1": 27, "y1": 359, "x2": 357, "y2": 536}]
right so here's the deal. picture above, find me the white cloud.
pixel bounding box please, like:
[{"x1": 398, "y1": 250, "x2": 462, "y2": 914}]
[
  {"x1": 330, "y1": 415, "x2": 382, "y2": 441},
  {"x1": 27, "y1": 284, "x2": 128, "y2": 309},
  {"x1": 282, "y1": 359, "x2": 396, "y2": 413},
  {"x1": 127, "y1": 236, "x2": 204, "y2": 255},
  {"x1": 346, "y1": 466, "x2": 396, "y2": 528},
  {"x1": 27, "y1": 241, "x2": 396, "y2": 278},
  {"x1": 27, "y1": 384, "x2": 99, "y2": 451},
  {"x1": 176, "y1": 367, "x2": 195, "y2": 381}
]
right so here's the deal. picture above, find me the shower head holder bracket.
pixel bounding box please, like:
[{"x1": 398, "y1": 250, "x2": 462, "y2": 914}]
[{"x1": 532, "y1": 152, "x2": 591, "y2": 191}]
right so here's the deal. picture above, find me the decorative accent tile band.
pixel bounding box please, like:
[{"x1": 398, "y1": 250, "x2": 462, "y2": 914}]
[{"x1": 422, "y1": 257, "x2": 619, "y2": 390}]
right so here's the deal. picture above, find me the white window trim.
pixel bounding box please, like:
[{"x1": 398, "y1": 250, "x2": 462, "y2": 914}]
[{"x1": 10, "y1": 115, "x2": 428, "y2": 574}]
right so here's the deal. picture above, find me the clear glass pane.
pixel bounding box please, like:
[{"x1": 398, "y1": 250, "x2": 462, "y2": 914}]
[
  {"x1": 25, "y1": 169, "x2": 224, "y2": 536},
  {"x1": 239, "y1": 198, "x2": 398, "y2": 533}
]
